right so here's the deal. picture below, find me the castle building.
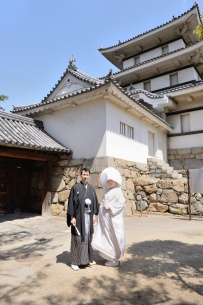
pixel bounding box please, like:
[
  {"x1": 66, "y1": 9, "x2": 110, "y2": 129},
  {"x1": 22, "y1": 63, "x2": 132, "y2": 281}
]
[{"x1": 2, "y1": 2, "x2": 202, "y2": 215}]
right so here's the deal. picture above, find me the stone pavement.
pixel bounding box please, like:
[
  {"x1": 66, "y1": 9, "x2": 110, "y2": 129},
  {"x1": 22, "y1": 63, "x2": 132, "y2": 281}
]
[{"x1": 0, "y1": 212, "x2": 203, "y2": 305}]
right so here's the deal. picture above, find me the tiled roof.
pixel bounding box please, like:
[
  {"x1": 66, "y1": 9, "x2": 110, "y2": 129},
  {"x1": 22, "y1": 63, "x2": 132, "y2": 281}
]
[
  {"x1": 41, "y1": 67, "x2": 104, "y2": 103},
  {"x1": 0, "y1": 111, "x2": 71, "y2": 154},
  {"x1": 98, "y1": 3, "x2": 200, "y2": 51},
  {"x1": 155, "y1": 80, "x2": 203, "y2": 95},
  {"x1": 12, "y1": 82, "x2": 106, "y2": 113},
  {"x1": 116, "y1": 83, "x2": 172, "y2": 128},
  {"x1": 128, "y1": 87, "x2": 164, "y2": 99},
  {"x1": 12, "y1": 80, "x2": 171, "y2": 128},
  {"x1": 108, "y1": 42, "x2": 201, "y2": 77}
]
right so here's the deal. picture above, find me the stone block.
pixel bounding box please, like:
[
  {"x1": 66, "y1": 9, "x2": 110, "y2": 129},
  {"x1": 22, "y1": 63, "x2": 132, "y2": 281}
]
[
  {"x1": 171, "y1": 180, "x2": 185, "y2": 192},
  {"x1": 168, "y1": 149, "x2": 177, "y2": 154},
  {"x1": 126, "y1": 190, "x2": 135, "y2": 200},
  {"x1": 58, "y1": 159, "x2": 70, "y2": 167},
  {"x1": 195, "y1": 153, "x2": 203, "y2": 159},
  {"x1": 51, "y1": 203, "x2": 64, "y2": 216},
  {"x1": 149, "y1": 202, "x2": 168, "y2": 213},
  {"x1": 134, "y1": 175, "x2": 157, "y2": 186},
  {"x1": 177, "y1": 148, "x2": 192, "y2": 155},
  {"x1": 160, "y1": 189, "x2": 178, "y2": 203},
  {"x1": 64, "y1": 166, "x2": 79, "y2": 178},
  {"x1": 51, "y1": 177, "x2": 65, "y2": 192},
  {"x1": 169, "y1": 203, "x2": 187, "y2": 215},
  {"x1": 184, "y1": 159, "x2": 203, "y2": 169},
  {"x1": 149, "y1": 193, "x2": 157, "y2": 202},
  {"x1": 58, "y1": 190, "x2": 70, "y2": 203},
  {"x1": 89, "y1": 173, "x2": 100, "y2": 188},
  {"x1": 157, "y1": 180, "x2": 172, "y2": 189},
  {"x1": 143, "y1": 184, "x2": 157, "y2": 194},
  {"x1": 95, "y1": 188, "x2": 104, "y2": 203},
  {"x1": 169, "y1": 160, "x2": 183, "y2": 170},
  {"x1": 192, "y1": 147, "x2": 203, "y2": 154},
  {"x1": 178, "y1": 193, "x2": 188, "y2": 204},
  {"x1": 136, "y1": 200, "x2": 148, "y2": 211},
  {"x1": 126, "y1": 178, "x2": 135, "y2": 190},
  {"x1": 68, "y1": 159, "x2": 84, "y2": 167},
  {"x1": 191, "y1": 201, "x2": 203, "y2": 215},
  {"x1": 124, "y1": 199, "x2": 132, "y2": 216}
]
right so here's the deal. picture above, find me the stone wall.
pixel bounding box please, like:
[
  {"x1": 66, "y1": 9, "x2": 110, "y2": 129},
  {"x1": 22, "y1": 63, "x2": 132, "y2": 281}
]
[
  {"x1": 50, "y1": 156, "x2": 147, "y2": 217},
  {"x1": 134, "y1": 175, "x2": 203, "y2": 216},
  {"x1": 50, "y1": 155, "x2": 203, "y2": 217},
  {"x1": 168, "y1": 147, "x2": 203, "y2": 170}
]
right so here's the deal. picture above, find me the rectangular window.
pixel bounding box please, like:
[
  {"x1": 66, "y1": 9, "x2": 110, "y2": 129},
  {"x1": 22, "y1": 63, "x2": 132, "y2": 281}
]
[
  {"x1": 181, "y1": 114, "x2": 190, "y2": 132},
  {"x1": 170, "y1": 73, "x2": 178, "y2": 86},
  {"x1": 120, "y1": 122, "x2": 134, "y2": 139},
  {"x1": 148, "y1": 131, "x2": 155, "y2": 156},
  {"x1": 144, "y1": 80, "x2": 151, "y2": 91},
  {"x1": 134, "y1": 56, "x2": 140, "y2": 65},
  {"x1": 162, "y1": 45, "x2": 169, "y2": 55}
]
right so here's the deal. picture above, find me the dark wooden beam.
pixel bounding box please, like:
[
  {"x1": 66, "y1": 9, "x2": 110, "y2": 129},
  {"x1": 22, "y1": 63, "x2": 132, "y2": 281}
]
[{"x1": 0, "y1": 148, "x2": 60, "y2": 161}]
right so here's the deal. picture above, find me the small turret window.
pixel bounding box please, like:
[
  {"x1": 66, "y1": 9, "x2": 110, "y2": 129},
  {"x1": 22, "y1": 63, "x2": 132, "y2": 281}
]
[
  {"x1": 170, "y1": 73, "x2": 178, "y2": 86},
  {"x1": 162, "y1": 45, "x2": 169, "y2": 55},
  {"x1": 120, "y1": 122, "x2": 134, "y2": 139}
]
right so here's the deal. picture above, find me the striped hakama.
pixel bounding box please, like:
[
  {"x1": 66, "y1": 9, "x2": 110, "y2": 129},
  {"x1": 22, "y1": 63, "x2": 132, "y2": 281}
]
[{"x1": 70, "y1": 211, "x2": 93, "y2": 265}]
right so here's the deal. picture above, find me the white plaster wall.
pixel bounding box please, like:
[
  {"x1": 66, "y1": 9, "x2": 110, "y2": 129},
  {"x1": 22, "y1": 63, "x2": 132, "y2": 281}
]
[
  {"x1": 123, "y1": 39, "x2": 185, "y2": 69},
  {"x1": 169, "y1": 134, "x2": 203, "y2": 149},
  {"x1": 134, "y1": 67, "x2": 199, "y2": 91},
  {"x1": 151, "y1": 75, "x2": 169, "y2": 91},
  {"x1": 168, "y1": 110, "x2": 203, "y2": 134},
  {"x1": 105, "y1": 102, "x2": 166, "y2": 163},
  {"x1": 167, "y1": 115, "x2": 181, "y2": 133},
  {"x1": 35, "y1": 100, "x2": 107, "y2": 159},
  {"x1": 141, "y1": 49, "x2": 161, "y2": 62},
  {"x1": 168, "y1": 109, "x2": 203, "y2": 149},
  {"x1": 123, "y1": 58, "x2": 135, "y2": 69},
  {"x1": 169, "y1": 39, "x2": 185, "y2": 52},
  {"x1": 179, "y1": 67, "x2": 199, "y2": 83},
  {"x1": 190, "y1": 110, "x2": 203, "y2": 130},
  {"x1": 35, "y1": 98, "x2": 167, "y2": 163},
  {"x1": 133, "y1": 82, "x2": 144, "y2": 90}
]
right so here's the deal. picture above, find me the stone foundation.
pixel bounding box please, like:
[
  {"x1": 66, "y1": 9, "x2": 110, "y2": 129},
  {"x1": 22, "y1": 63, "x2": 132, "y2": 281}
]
[
  {"x1": 50, "y1": 156, "x2": 147, "y2": 217},
  {"x1": 50, "y1": 155, "x2": 203, "y2": 217},
  {"x1": 168, "y1": 147, "x2": 203, "y2": 170}
]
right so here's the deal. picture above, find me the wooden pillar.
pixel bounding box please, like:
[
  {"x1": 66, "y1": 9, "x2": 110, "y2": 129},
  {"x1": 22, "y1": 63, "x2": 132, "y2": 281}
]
[{"x1": 42, "y1": 161, "x2": 52, "y2": 216}]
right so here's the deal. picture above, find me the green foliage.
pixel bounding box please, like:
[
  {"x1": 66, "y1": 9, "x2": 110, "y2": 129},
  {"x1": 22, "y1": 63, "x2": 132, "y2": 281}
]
[
  {"x1": 193, "y1": 13, "x2": 203, "y2": 41},
  {"x1": 0, "y1": 94, "x2": 8, "y2": 111}
]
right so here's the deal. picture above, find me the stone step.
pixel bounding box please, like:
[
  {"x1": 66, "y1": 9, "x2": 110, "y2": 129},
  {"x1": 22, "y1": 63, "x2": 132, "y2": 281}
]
[{"x1": 147, "y1": 157, "x2": 183, "y2": 179}]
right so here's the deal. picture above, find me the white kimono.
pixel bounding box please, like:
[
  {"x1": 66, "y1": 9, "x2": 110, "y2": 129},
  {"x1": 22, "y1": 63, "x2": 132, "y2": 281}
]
[{"x1": 92, "y1": 187, "x2": 126, "y2": 261}]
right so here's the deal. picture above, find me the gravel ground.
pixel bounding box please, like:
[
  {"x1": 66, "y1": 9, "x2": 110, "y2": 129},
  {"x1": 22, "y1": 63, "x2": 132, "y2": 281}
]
[{"x1": 0, "y1": 213, "x2": 203, "y2": 305}]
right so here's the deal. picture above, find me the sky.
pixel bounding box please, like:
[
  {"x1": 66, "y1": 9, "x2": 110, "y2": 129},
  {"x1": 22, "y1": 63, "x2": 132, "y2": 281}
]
[{"x1": 1, "y1": 0, "x2": 203, "y2": 112}]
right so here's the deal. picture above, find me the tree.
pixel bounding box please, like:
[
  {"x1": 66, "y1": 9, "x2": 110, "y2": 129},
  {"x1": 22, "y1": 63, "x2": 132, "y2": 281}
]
[
  {"x1": 193, "y1": 14, "x2": 203, "y2": 40},
  {"x1": 0, "y1": 95, "x2": 8, "y2": 111}
]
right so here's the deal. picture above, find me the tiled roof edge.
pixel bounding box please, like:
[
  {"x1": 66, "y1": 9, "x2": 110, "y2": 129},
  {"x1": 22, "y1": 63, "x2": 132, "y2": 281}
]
[
  {"x1": 110, "y1": 42, "x2": 200, "y2": 76},
  {"x1": 40, "y1": 67, "x2": 103, "y2": 104},
  {"x1": 98, "y1": 3, "x2": 200, "y2": 51},
  {"x1": 11, "y1": 82, "x2": 107, "y2": 113},
  {"x1": 156, "y1": 80, "x2": 203, "y2": 94},
  {"x1": 110, "y1": 81, "x2": 172, "y2": 128},
  {"x1": 0, "y1": 110, "x2": 35, "y2": 124}
]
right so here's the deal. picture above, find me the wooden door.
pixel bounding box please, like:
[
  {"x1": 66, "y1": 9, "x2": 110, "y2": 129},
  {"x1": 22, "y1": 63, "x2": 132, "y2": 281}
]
[
  {"x1": 0, "y1": 157, "x2": 33, "y2": 213},
  {"x1": 0, "y1": 160, "x2": 9, "y2": 214}
]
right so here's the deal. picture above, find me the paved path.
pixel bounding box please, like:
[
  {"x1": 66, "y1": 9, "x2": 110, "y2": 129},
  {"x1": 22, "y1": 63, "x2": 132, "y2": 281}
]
[{"x1": 0, "y1": 213, "x2": 203, "y2": 305}]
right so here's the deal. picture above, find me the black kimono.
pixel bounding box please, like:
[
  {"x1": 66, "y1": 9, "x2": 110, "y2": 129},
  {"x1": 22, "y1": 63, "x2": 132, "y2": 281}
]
[{"x1": 67, "y1": 181, "x2": 99, "y2": 265}]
